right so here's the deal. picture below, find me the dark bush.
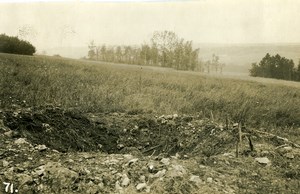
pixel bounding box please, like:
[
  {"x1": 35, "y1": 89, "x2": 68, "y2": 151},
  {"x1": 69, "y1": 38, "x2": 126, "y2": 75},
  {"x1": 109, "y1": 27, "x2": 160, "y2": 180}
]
[
  {"x1": 250, "y1": 53, "x2": 300, "y2": 82},
  {"x1": 0, "y1": 34, "x2": 36, "y2": 55}
]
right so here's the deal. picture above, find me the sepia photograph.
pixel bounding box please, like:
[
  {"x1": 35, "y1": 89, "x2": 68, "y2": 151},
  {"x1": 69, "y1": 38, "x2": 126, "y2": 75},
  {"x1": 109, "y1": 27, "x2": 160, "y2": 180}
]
[{"x1": 0, "y1": 0, "x2": 299, "y2": 193}]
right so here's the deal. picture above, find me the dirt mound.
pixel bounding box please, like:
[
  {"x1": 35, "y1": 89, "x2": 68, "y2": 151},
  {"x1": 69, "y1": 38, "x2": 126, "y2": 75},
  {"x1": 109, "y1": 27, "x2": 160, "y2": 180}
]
[
  {"x1": 1, "y1": 106, "x2": 239, "y2": 156},
  {"x1": 1, "y1": 106, "x2": 118, "y2": 153},
  {"x1": 1, "y1": 106, "x2": 300, "y2": 193}
]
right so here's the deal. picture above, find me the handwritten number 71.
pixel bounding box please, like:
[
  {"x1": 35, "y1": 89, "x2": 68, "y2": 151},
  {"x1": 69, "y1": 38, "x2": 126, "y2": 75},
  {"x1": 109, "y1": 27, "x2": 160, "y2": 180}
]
[{"x1": 3, "y1": 182, "x2": 15, "y2": 193}]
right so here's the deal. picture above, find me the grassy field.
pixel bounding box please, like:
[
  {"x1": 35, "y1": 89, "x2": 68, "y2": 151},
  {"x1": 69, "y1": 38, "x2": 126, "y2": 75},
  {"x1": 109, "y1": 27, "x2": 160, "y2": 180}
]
[
  {"x1": 1, "y1": 53, "x2": 300, "y2": 193},
  {"x1": 1, "y1": 53, "x2": 300, "y2": 132}
]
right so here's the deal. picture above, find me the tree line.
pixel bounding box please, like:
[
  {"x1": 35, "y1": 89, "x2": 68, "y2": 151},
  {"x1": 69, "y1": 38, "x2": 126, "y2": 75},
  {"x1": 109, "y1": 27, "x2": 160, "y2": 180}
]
[
  {"x1": 0, "y1": 34, "x2": 36, "y2": 55},
  {"x1": 87, "y1": 31, "x2": 224, "y2": 72},
  {"x1": 250, "y1": 53, "x2": 300, "y2": 81}
]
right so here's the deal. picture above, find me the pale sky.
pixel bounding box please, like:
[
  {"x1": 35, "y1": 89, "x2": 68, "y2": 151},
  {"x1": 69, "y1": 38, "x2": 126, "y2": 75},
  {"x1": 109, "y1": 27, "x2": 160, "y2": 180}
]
[{"x1": 0, "y1": 0, "x2": 300, "y2": 51}]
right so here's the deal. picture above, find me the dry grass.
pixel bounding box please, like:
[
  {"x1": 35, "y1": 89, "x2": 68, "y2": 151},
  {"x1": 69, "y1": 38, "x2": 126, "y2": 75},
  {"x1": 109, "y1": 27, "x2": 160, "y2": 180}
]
[{"x1": 1, "y1": 53, "x2": 300, "y2": 131}]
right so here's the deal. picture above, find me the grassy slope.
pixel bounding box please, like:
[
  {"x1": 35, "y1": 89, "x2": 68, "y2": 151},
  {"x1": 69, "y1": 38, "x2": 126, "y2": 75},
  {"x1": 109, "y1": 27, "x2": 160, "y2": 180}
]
[
  {"x1": 1, "y1": 53, "x2": 300, "y2": 193},
  {"x1": 1, "y1": 53, "x2": 300, "y2": 133}
]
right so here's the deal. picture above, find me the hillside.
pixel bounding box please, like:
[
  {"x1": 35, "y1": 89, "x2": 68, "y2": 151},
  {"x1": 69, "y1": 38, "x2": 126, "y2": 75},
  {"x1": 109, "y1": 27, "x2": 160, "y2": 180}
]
[
  {"x1": 198, "y1": 43, "x2": 300, "y2": 74},
  {"x1": 0, "y1": 53, "x2": 299, "y2": 193},
  {"x1": 43, "y1": 43, "x2": 300, "y2": 74}
]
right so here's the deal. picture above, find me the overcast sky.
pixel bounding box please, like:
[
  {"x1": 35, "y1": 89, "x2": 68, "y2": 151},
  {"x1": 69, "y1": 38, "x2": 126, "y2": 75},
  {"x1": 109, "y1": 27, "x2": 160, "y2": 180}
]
[{"x1": 1, "y1": 0, "x2": 300, "y2": 51}]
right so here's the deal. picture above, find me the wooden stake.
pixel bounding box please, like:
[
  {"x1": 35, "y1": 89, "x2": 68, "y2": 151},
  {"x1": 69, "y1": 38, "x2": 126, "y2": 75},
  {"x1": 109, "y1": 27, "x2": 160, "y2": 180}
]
[
  {"x1": 210, "y1": 111, "x2": 214, "y2": 121},
  {"x1": 238, "y1": 122, "x2": 242, "y2": 142},
  {"x1": 235, "y1": 141, "x2": 239, "y2": 158},
  {"x1": 236, "y1": 122, "x2": 243, "y2": 158}
]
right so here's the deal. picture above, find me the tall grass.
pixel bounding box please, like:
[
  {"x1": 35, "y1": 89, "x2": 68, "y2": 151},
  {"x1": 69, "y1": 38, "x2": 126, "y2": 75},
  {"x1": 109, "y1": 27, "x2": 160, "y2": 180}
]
[{"x1": 1, "y1": 53, "x2": 300, "y2": 129}]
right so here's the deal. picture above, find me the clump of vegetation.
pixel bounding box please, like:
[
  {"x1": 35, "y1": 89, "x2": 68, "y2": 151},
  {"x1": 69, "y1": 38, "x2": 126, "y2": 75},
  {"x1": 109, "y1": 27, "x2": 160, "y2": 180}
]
[
  {"x1": 87, "y1": 31, "x2": 201, "y2": 71},
  {"x1": 0, "y1": 34, "x2": 36, "y2": 55},
  {"x1": 250, "y1": 53, "x2": 300, "y2": 81}
]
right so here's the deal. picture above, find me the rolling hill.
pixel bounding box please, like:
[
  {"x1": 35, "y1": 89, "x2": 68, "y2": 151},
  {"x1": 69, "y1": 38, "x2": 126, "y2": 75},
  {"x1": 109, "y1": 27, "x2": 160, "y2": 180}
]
[{"x1": 42, "y1": 43, "x2": 300, "y2": 74}]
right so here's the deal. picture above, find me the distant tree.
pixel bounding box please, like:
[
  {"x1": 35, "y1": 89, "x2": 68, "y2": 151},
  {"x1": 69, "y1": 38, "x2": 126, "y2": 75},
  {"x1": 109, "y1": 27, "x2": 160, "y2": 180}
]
[
  {"x1": 173, "y1": 38, "x2": 184, "y2": 70},
  {"x1": 140, "y1": 44, "x2": 151, "y2": 65},
  {"x1": 150, "y1": 31, "x2": 200, "y2": 70},
  {"x1": 0, "y1": 34, "x2": 36, "y2": 55},
  {"x1": 115, "y1": 46, "x2": 122, "y2": 63},
  {"x1": 219, "y1": 63, "x2": 225, "y2": 74},
  {"x1": 100, "y1": 45, "x2": 107, "y2": 61},
  {"x1": 151, "y1": 31, "x2": 178, "y2": 67},
  {"x1": 123, "y1": 46, "x2": 132, "y2": 64},
  {"x1": 150, "y1": 45, "x2": 159, "y2": 65},
  {"x1": 205, "y1": 60, "x2": 211, "y2": 73},
  {"x1": 294, "y1": 60, "x2": 300, "y2": 81},
  {"x1": 87, "y1": 40, "x2": 96, "y2": 59},
  {"x1": 86, "y1": 30, "x2": 202, "y2": 71},
  {"x1": 53, "y1": 54, "x2": 61, "y2": 58},
  {"x1": 249, "y1": 62, "x2": 259, "y2": 77},
  {"x1": 249, "y1": 53, "x2": 299, "y2": 82},
  {"x1": 212, "y1": 54, "x2": 220, "y2": 72}
]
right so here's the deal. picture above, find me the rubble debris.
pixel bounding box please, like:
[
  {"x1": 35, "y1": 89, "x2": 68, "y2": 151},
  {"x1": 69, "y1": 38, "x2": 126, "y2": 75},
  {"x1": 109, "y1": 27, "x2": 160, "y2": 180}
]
[
  {"x1": 255, "y1": 157, "x2": 271, "y2": 165},
  {"x1": 136, "y1": 183, "x2": 148, "y2": 191},
  {"x1": 0, "y1": 106, "x2": 299, "y2": 194}
]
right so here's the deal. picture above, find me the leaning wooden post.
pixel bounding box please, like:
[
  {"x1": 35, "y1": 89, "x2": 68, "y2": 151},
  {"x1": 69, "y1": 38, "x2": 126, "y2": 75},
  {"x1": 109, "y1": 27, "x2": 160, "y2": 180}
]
[{"x1": 235, "y1": 122, "x2": 242, "y2": 158}]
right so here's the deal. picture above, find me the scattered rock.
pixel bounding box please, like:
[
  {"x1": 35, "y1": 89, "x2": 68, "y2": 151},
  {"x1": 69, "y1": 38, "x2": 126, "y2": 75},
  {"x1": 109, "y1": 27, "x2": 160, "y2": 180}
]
[
  {"x1": 148, "y1": 163, "x2": 155, "y2": 173},
  {"x1": 136, "y1": 183, "x2": 147, "y2": 191},
  {"x1": 167, "y1": 164, "x2": 187, "y2": 177},
  {"x1": 52, "y1": 149, "x2": 60, "y2": 153},
  {"x1": 152, "y1": 169, "x2": 166, "y2": 178},
  {"x1": 117, "y1": 144, "x2": 125, "y2": 149},
  {"x1": 14, "y1": 138, "x2": 29, "y2": 145},
  {"x1": 121, "y1": 174, "x2": 130, "y2": 187},
  {"x1": 139, "y1": 175, "x2": 146, "y2": 183},
  {"x1": 4, "y1": 167, "x2": 14, "y2": 180},
  {"x1": 17, "y1": 173, "x2": 33, "y2": 185},
  {"x1": 284, "y1": 153, "x2": 294, "y2": 159},
  {"x1": 171, "y1": 153, "x2": 181, "y2": 159},
  {"x1": 207, "y1": 177, "x2": 213, "y2": 183},
  {"x1": 128, "y1": 158, "x2": 139, "y2": 166},
  {"x1": 67, "y1": 159, "x2": 74, "y2": 163},
  {"x1": 145, "y1": 186, "x2": 151, "y2": 193},
  {"x1": 16, "y1": 167, "x2": 25, "y2": 173},
  {"x1": 160, "y1": 158, "x2": 170, "y2": 165},
  {"x1": 2, "y1": 160, "x2": 9, "y2": 167},
  {"x1": 283, "y1": 146, "x2": 293, "y2": 152},
  {"x1": 261, "y1": 150, "x2": 269, "y2": 156},
  {"x1": 84, "y1": 168, "x2": 91, "y2": 175},
  {"x1": 278, "y1": 146, "x2": 293, "y2": 154},
  {"x1": 115, "y1": 180, "x2": 122, "y2": 191},
  {"x1": 255, "y1": 157, "x2": 271, "y2": 165},
  {"x1": 33, "y1": 166, "x2": 44, "y2": 177},
  {"x1": 190, "y1": 175, "x2": 202, "y2": 184},
  {"x1": 233, "y1": 123, "x2": 239, "y2": 127},
  {"x1": 223, "y1": 152, "x2": 234, "y2": 157},
  {"x1": 33, "y1": 162, "x2": 78, "y2": 186},
  {"x1": 4, "y1": 130, "x2": 13, "y2": 137},
  {"x1": 35, "y1": 144, "x2": 47, "y2": 151},
  {"x1": 83, "y1": 153, "x2": 94, "y2": 159}
]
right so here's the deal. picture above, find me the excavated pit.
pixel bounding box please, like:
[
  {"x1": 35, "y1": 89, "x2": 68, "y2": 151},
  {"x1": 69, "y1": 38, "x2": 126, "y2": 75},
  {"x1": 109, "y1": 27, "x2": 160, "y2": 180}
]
[{"x1": 1, "y1": 106, "x2": 237, "y2": 156}]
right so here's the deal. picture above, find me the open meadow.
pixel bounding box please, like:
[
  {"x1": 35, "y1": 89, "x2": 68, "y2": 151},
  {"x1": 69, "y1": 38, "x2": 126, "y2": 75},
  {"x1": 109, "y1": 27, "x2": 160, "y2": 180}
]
[
  {"x1": 1, "y1": 53, "x2": 300, "y2": 129},
  {"x1": 0, "y1": 53, "x2": 300, "y2": 193}
]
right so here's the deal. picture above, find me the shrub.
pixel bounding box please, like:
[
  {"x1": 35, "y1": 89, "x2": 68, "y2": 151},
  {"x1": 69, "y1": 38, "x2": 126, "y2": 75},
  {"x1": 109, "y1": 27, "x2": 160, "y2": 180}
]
[{"x1": 0, "y1": 34, "x2": 36, "y2": 55}]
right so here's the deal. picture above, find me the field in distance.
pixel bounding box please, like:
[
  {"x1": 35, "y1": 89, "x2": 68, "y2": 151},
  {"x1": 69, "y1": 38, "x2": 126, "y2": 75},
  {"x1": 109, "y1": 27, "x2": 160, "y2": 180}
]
[{"x1": 45, "y1": 43, "x2": 300, "y2": 75}]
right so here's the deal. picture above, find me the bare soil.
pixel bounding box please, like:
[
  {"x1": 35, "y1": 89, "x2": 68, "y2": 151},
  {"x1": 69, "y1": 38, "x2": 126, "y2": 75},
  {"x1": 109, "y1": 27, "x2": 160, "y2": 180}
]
[{"x1": 0, "y1": 106, "x2": 299, "y2": 193}]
